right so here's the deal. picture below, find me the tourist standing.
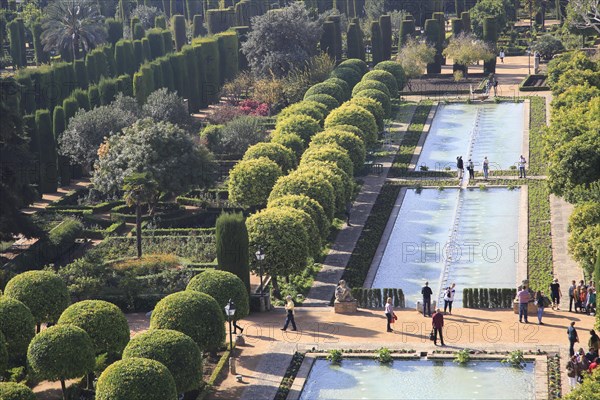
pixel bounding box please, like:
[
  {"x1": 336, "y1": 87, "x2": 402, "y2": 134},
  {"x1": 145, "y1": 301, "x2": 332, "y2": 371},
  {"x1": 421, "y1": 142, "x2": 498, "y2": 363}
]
[
  {"x1": 518, "y1": 155, "x2": 527, "y2": 178},
  {"x1": 432, "y1": 309, "x2": 445, "y2": 346},
  {"x1": 586, "y1": 287, "x2": 596, "y2": 315},
  {"x1": 535, "y1": 290, "x2": 546, "y2": 325},
  {"x1": 492, "y1": 77, "x2": 498, "y2": 96},
  {"x1": 566, "y1": 355, "x2": 579, "y2": 387},
  {"x1": 444, "y1": 283, "x2": 456, "y2": 314},
  {"x1": 345, "y1": 201, "x2": 352, "y2": 227},
  {"x1": 550, "y1": 278, "x2": 562, "y2": 310},
  {"x1": 569, "y1": 280, "x2": 577, "y2": 312},
  {"x1": 574, "y1": 283, "x2": 582, "y2": 313},
  {"x1": 467, "y1": 159, "x2": 475, "y2": 179},
  {"x1": 422, "y1": 282, "x2": 433, "y2": 317},
  {"x1": 385, "y1": 297, "x2": 395, "y2": 333},
  {"x1": 499, "y1": 49, "x2": 505, "y2": 63},
  {"x1": 281, "y1": 295, "x2": 297, "y2": 331},
  {"x1": 589, "y1": 330, "x2": 599, "y2": 353},
  {"x1": 457, "y1": 156, "x2": 464, "y2": 179},
  {"x1": 517, "y1": 285, "x2": 531, "y2": 323},
  {"x1": 482, "y1": 157, "x2": 489, "y2": 180},
  {"x1": 568, "y1": 321, "x2": 579, "y2": 356}
]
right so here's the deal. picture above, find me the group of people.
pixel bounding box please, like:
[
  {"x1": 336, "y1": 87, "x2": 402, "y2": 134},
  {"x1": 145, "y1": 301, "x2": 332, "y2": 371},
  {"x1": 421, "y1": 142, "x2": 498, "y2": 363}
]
[
  {"x1": 568, "y1": 279, "x2": 597, "y2": 315},
  {"x1": 456, "y1": 156, "x2": 478, "y2": 180},
  {"x1": 566, "y1": 326, "x2": 599, "y2": 387}
]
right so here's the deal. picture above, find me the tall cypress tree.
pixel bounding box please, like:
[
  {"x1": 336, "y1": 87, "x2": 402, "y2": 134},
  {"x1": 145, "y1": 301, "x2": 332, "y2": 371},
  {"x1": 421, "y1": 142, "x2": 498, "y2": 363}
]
[
  {"x1": 379, "y1": 14, "x2": 392, "y2": 61},
  {"x1": 35, "y1": 110, "x2": 58, "y2": 193},
  {"x1": 172, "y1": 15, "x2": 187, "y2": 51},
  {"x1": 216, "y1": 212, "x2": 250, "y2": 293},
  {"x1": 483, "y1": 17, "x2": 497, "y2": 74},
  {"x1": 370, "y1": 21, "x2": 383, "y2": 65},
  {"x1": 52, "y1": 106, "x2": 71, "y2": 186}
]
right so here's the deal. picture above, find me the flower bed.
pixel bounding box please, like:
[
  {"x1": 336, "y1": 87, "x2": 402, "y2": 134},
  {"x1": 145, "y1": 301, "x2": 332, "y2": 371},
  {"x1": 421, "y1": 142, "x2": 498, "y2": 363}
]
[
  {"x1": 388, "y1": 103, "x2": 432, "y2": 178},
  {"x1": 519, "y1": 74, "x2": 549, "y2": 92}
]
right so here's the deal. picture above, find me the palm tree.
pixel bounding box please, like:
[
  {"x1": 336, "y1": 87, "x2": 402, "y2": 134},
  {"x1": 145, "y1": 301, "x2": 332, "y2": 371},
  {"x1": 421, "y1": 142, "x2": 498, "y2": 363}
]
[
  {"x1": 123, "y1": 172, "x2": 158, "y2": 258},
  {"x1": 41, "y1": 0, "x2": 107, "y2": 61}
]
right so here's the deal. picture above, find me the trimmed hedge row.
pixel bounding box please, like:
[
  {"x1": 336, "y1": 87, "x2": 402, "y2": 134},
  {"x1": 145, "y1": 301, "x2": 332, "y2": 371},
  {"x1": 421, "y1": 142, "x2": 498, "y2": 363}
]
[
  {"x1": 462, "y1": 288, "x2": 517, "y2": 309},
  {"x1": 350, "y1": 288, "x2": 405, "y2": 309}
]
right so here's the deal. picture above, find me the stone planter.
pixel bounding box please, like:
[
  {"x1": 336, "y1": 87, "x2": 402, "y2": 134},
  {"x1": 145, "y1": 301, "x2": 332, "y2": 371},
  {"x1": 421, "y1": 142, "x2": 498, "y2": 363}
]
[{"x1": 334, "y1": 300, "x2": 358, "y2": 313}]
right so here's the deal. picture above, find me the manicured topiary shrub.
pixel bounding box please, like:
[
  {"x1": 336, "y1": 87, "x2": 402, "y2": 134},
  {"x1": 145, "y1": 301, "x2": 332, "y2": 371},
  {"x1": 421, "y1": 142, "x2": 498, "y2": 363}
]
[
  {"x1": 96, "y1": 358, "x2": 178, "y2": 400},
  {"x1": 296, "y1": 160, "x2": 352, "y2": 212},
  {"x1": 62, "y1": 96, "x2": 79, "y2": 125},
  {"x1": 194, "y1": 37, "x2": 220, "y2": 105},
  {"x1": 347, "y1": 23, "x2": 362, "y2": 60},
  {"x1": 352, "y1": 80, "x2": 390, "y2": 97},
  {"x1": 172, "y1": 15, "x2": 186, "y2": 51},
  {"x1": 216, "y1": 31, "x2": 239, "y2": 84},
  {"x1": 35, "y1": 109, "x2": 58, "y2": 193},
  {"x1": 304, "y1": 93, "x2": 339, "y2": 112},
  {"x1": 88, "y1": 85, "x2": 100, "y2": 108},
  {"x1": 123, "y1": 329, "x2": 202, "y2": 393},
  {"x1": 424, "y1": 19, "x2": 442, "y2": 74},
  {"x1": 320, "y1": 21, "x2": 336, "y2": 60},
  {"x1": 117, "y1": 74, "x2": 133, "y2": 97},
  {"x1": 304, "y1": 81, "x2": 345, "y2": 103},
  {"x1": 370, "y1": 20, "x2": 383, "y2": 65},
  {"x1": 73, "y1": 59, "x2": 88, "y2": 90},
  {"x1": 362, "y1": 70, "x2": 398, "y2": 97},
  {"x1": 243, "y1": 142, "x2": 297, "y2": 172},
  {"x1": 98, "y1": 77, "x2": 118, "y2": 105},
  {"x1": 268, "y1": 194, "x2": 330, "y2": 239},
  {"x1": 147, "y1": 28, "x2": 165, "y2": 60},
  {"x1": 278, "y1": 102, "x2": 326, "y2": 126},
  {"x1": 4, "y1": 271, "x2": 70, "y2": 330},
  {"x1": 326, "y1": 77, "x2": 351, "y2": 101},
  {"x1": 31, "y1": 22, "x2": 48, "y2": 65},
  {"x1": 228, "y1": 158, "x2": 283, "y2": 208},
  {"x1": 339, "y1": 59, "x2": 368, "y2": 75},
  {"x1": 311, "y1": 130, "x2": 366, "y2": 170},
  {"x1": 0, "y1": 383, "x2": 36, "y2": 400},
  {"x1": 215, "y1": 212, "x2": 250, "y2": 292},
  {"x1": 162, "y1": 30, "x2": 174, "y2": 53},
  {"x1": 193, "y1": 15, "x2": 204, "y2": 37},
  {"x1": 349, "y1": 96, "x2": 386, "y2": 134},
  {"x1": 133, "y1": 25, "x2": 144, "y2": 41},
  {"x1": 142, "y1": 37, "x2": 151, "y2": 61},
  {"x1": 270, "y1": 168, "x2": 336, "y2": 219},
  {"x1": 187, "y1": 269, "x2": 250, "y2": 320},
  {"x1": 399, "y1": 18, "x2": 415, "y2": 47},
  {"x1": 150, "y1": 291, "x2": 225, "y2": 351},
  {"x1": 155, "y1": 15, "x2": 167, "y2": 29},
  {"x1": 57, "y1": 300, "x2": 130, "y2": 357},
  {"x1": 106, "y1": 18, "x2": 123, "y2": 45},
  {"x1": 133, "y1": 40, "x2": 144, "y2": 69},
  {"x1": 0, "y1": 298, "x2": 35, "y2": 364},
  {"x1": 301, "y1": 143, "x2": 354, "y2": 177},
  {"x1": 329, "y1": 67, "x2": 362, "y2": 90},
  {"x1": 274, "y1": 115, "x2": 321, "y2": 145},
  {"x1": 27, "y1": 325, "x2": 95, "y2": 397},
  {"x1": 0, "y1": 331, "x2": 7, "y2": 373},
  {"x1": 379, "y1": 14, "x2": 392, "y2": 61},
  {"x1": 246, "y1": 207, "x2": 310, "y2": 278},
  {"x1": 271, "y1": 132, "x2": 305, "y2": 161},
  {"x1": 324, "y1": 104, "x2": 378, "y2": 146},
  {"x1": 483, "y1": 16, "x2": 498, "y2": 74},
  {"x1": 71, "y1": 88, "x2": 91, "y2": 110},
  {"x1": 353, "y1": 88, "x2": 391, "y2": 118},
  {"x1": 374, "y1": 61, "x2": 406, "y2": 92},
  {"x1": 8, "y1": 18, "x2": 25, "y2": 68}
]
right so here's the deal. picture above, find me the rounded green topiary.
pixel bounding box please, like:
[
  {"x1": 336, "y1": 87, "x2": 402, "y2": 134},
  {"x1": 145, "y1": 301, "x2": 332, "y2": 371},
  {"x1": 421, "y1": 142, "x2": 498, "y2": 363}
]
[
  {"x1": 325, "y1": 77, "x2": 351, "y2": 100},
  {"x1": 301, "y1": 143, "x2": 354, "y2": 177},
  {"x1": 122, "y1": 329, "x2": 202, "y2": 393},
  {"x1": 150, "y1": 291, "x2": 225, "y2": 352},
  {"x1": 0, "y1": 331, "x2": 7, "y2": 374},
  {"x1": 269, "y1": 170, "x2": 336, "y2": 220},
  {"x1": 278, "y1": 101, "x2": 326, "y2": 126},
  {"x1": 374, "y1": 61, "x2": 406, "y2": 92},
  {"x1": 304, "y1": 81, "x2": 345, "y2": 103},
  {"x1": 329, "y1": 66, "x2": 362, "y2": 88},
  {"x1": 57, "y1": 300, "x2": 130, "y2": 357},
  {"x1": 325, "y1": 104, "x2": 378, "y2": 147},
  {"x1": 338, "y1": 58, "x2": 368, "y2": 75},
  {"x1": 274, "y1": 114, "x2": 321, "y2": 145},
  {"x1": 362, "y1": 70, "x2": 398, "y2": 97},
  {"x1": 0, "y1": 297, "x2": 35, "y2": 365},
  {"x1": 27, "y1": 325, "x2": 95, "y2": 384},
  {"x1": 243, "y1": 142, "x2": 297, "y2": 173},
  {"x1": 311, "y1": 130, "x2": 366, "y2": 170},
  {"x1": 96, "y1": 357, "x2": 178, "y2": 400},
  {"x1": 187, "y1": 269, "x2": 250, "y2": 320},
  {"x1": 271, "y1": 132, "x2": 306, "y2": 160},
  {"x1": 353, "y1": 88, "x2": 391, "y2": 118},
  {"x1": 324, "y1": 124, "x2": 364, "y2": 139},
  {"x1": 268, "y1": 194, "x2": 330, "y2": 239},
  {"x1": 4, "y1": 271, "x2": 70, "y2": 328},
  {"x1": 347, "y1": 97, "x2": 385, "y2": 133},
  {"x1": 351, "y1": 80, "x2": 390, "y2": 97},
  {"x1": 0, "y1": 382, "x2": 36, "y2": 400},
  {"x1": 228, "y1": 158, "x2": 283, "y2": 209},
  {"x1": 296, "y1": 161, "x2": 353, "y2": 212},
  {"x1": 304, "y1": 93, "x2": 339, "y2": 112}
]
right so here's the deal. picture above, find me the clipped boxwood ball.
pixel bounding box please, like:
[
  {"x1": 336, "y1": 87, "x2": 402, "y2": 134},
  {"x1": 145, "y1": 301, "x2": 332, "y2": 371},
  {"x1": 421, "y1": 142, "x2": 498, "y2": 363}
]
[
  {"x1": 268, "y1": 194, "x2": 330, "y2": 240},
  {"x1": 243, "y1": 142, "x2": 297, "y2": 173},
  {"x1": 338, "y1": 58, "x2": 368, "y2": 75},
  {"x1": 271, "y1": 132, "x2": 305, "y2": 161},
  {"x1": 351, "y1": 80, "x2": 390, "y2": 97},
  {"x1": 324, "y1": 104, "x2": 378, "y2": 147},
  {"x1": 362, "y1": 70, "x2": 398, "y2": 97},
  {"x1": 96, "y1": 357, "x2": 177, "y2": 400},
  {"x1": 274, "y1": 114, "x2": 321, "y2": 145},
  {"x1": 0, "y1": 331, "x2": 7, "y2": 374},
  {"x1": 278, "y1": 101, "x2": 326, "y2": 126},
  {"x1": 187, "y1": 270, "x2": 249, "y2": 319},
  {"x1": 353, "y1": 88, "x2": 391, "y2": 118},
  {"x1": 4, "y1": 270, "x2": 69, "y2": 327},
  {"x1": 329, "y1": 67, "x2": 362, "y2": 88},
  {"x1": 325, "y1": 77, "x2": 350, "y2": 100},
  {"x1": 57, "y1": 300, "x2": 130, "y2": 357},
  {"x1": 304, "y1": 81, "x2": 345, "y2": 103},
  {"x1": 0, "y1": 382, "x2": 36, "y2": 400},
  {"x1": 348, "y1": 97, "x2": 385, "y2": 133},
  {"x1": 150, "y1": 291, "x2": 225, "y2": 351},
  {"x1": 374, "y1": 61, "x2": 406, "y2": 91},
  {"x1": 228, "y1": 157, "x2": 283, "y2": 209},
  {"x1": 304, "y1": 93, "x2": 339, "y2": 112},
  {"x1": 0, "y1": 297, "x2": 35, "y2": 364},
  {"x1": 311, "y1": 130, "x2": 366, "y2": 170},
  {"x1": 123, "y1": 329, "x2": 202, "y2": 393},
  {"x1": 301, "y1": 143, "x2": 354, "y2": 177}
]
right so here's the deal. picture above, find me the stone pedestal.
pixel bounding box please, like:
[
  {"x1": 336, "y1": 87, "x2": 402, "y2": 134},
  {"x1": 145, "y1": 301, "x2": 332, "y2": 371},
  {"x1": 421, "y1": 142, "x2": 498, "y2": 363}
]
[
  {"x1": 513, "y1": 301, "x2": 538, "y2": 314},
  {"x1": 334, "y1": 300, "x2": 358, "y2": 313}
]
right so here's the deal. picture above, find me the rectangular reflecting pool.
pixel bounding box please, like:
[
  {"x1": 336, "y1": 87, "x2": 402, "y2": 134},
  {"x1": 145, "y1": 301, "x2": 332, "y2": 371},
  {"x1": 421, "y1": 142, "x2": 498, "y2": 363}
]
[
  {"x1": 418, "y1": 103, "x2": 525, "y2": 171},
  {"x1": 371, "y1": 188, "x2": 522, "y2": 307},
  {"x1": 299, "y1": 359, "x2": 535, "y2": 400}
]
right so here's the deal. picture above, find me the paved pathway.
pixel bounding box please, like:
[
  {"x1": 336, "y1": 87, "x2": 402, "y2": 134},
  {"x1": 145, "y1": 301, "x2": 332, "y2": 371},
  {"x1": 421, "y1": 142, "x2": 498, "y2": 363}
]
[
  {"x1": 303, "y1": 105, "x2": 417, "y2": 306},
  {"x1": 20, "y1": 179, "x2": 91, "y2": 214}
]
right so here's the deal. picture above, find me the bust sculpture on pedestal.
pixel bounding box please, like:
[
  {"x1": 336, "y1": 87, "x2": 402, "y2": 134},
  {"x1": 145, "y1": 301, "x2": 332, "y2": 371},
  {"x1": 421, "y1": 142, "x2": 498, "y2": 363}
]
[{"x1": 334, "y1": 280, "x2": 357, "y2": 313}]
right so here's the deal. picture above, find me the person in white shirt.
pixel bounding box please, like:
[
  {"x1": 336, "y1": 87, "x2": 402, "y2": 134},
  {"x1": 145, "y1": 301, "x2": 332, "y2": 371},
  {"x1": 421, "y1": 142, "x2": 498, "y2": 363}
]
[
  {"x1": 518, "y1": 155, "x2": 527, "y2": 178},
  {"x1": 482, "y1": 156, "x2": 489, "y2": 180},
  {"x1": 385, "y1": 297, "x2": 395, "y2": 332},
  {"x1": 444, "y1": 283, "x2": 456, "y2": 314},
  {"x1": 499, "y1": 49, "x2": 505, "y2": 63}
]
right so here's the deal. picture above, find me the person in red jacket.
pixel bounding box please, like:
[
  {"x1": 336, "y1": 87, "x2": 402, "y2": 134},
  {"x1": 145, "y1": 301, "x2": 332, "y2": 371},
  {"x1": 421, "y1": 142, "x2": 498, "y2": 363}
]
[{"x1": 432, "y1": 309, "x2": 445, "y2": 346}]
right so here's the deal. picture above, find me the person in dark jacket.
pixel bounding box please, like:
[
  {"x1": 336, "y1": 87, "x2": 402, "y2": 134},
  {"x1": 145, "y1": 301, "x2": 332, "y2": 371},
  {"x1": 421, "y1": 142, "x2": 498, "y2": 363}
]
[
  {"x1": 422, "y1": 282, "x2": 433, "y2": 317},
  {"x1": 432, "y1": 309, "x2": 445, "y2": 346},
  {"x1": 568, "y1": 321, "x2": 579, "y2": 357},
  {"x1": 456, "y1": 156, "x2": 464, "y2": 179}
]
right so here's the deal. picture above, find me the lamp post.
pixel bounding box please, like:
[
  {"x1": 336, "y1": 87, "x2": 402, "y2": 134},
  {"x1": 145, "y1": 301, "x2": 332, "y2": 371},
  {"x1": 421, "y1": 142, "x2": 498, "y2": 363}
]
[
  {"x1": 255, "y1": 247, "x2": 265, "y2": 296},
  {"x1": 528, "y1": 0, "x2": 533, "y2": 75},
  {"x1": 224, "y1": 299, "x2": 236, "y2": 351}
]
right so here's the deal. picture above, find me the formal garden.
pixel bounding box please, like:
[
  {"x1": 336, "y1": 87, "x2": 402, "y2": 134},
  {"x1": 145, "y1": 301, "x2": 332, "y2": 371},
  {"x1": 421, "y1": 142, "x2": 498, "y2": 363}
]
[{"x1": 0, "y1": 0, "x2": 599, "y2": 399}]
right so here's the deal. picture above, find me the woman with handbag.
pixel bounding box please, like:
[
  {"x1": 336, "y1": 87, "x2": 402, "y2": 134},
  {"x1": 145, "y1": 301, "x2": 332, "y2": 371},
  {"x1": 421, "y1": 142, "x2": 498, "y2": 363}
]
[{"x1": 385, "y1": 297, "x2": 395, "y2": 332}]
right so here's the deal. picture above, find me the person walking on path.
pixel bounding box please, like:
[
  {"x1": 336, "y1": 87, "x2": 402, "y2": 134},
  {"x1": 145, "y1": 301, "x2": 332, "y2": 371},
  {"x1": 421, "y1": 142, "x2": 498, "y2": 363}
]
[
  {"x1": 569, "y1": 280, "x2": 577, "y2": 312},
  {"x1": 345, "y1": 201, "x2": 352, "y2": 227},
  {"x1": 443, "y1": 283, "x2": 456, "y2": 314},
  {"x1": 281, "y1": 295, "x2": 297, "y2": 331},
  {"x1": 550, "y1": 278, "x2": 562, "y2": 310},
  {"x1": 456, "y1": 156, "x2": 464, "y2": 179},
  {"x1": 482, "y1": 157, "x2": 489, "y2": 180},
  {"x1": 385, "y1": 297, "x2": 395, "y2": 333},
  {"x1": 432, "y1": 309, "x2": 445, "y2": 346},
  {"x1": 499, "y1": 49, "x2": 505, "y2": 63},
  {"x1": 589, "y1": 330, "x2": 599, "y2": 353},
  {"x1": 422, "y1": 282, "x2": 433, "y2": 317},
  {"x1": 467, "y1": 159, "x2": 475, "y2": 179},
  {"x1": 568, "y1": 321, "x2": 579, "y2": 357},
  {"x1": 518, "y1": 155, "x2": 527, "y2": 178},
  {"x1": 517, "y1": 285, "x2": 531, "y2": 323},
  {"x1": 535, "y1": 290, "x2": 546, "y2": 325},
  {"x1": 566, "y1": 355, "x2": 579, "y2": 388}
]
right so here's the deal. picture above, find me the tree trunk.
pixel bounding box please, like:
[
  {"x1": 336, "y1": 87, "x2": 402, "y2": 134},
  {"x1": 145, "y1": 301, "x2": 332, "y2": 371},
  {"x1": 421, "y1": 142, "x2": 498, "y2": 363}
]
[
  {"x1": 136, "y1": 202, "x2": 142, "y2": 258},
  {"x1": 60, "y1": 378, "x2": 67, "y2": 400},
  {"x1": 271, "y1": 275, "x2": 281, "y2": 299},
  {"x1": 36, "y1": 323, "x2": 41, "y2": 333}
]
